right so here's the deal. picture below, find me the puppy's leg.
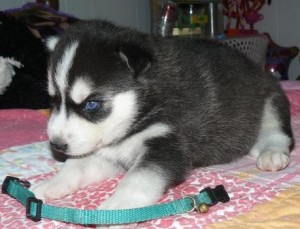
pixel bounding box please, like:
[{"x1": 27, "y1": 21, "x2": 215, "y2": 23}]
[
  {"x1": 250, "y1": 98, "x2": 294, "y2": 171},
  {"x1": 98, "y1": 165, "x2": 167, "y2": 210},
  {"x1": 99, "y1": 136, "x2": 189, "y2": 210},
  {"x1": 31, "y1": 154, "x2": 120, "y2": 200}
]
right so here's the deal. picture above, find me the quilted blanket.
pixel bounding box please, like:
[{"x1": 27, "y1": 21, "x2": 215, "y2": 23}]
[{"x1": 1, "y1": 81, "x2": 300, "y2": 228}]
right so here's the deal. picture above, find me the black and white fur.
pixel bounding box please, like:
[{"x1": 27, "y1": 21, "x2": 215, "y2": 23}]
[{"x1": 32, "y1": 20, "x2": 294, "y2": 216}]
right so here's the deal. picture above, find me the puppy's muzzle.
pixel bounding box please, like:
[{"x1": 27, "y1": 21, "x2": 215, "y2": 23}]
[{"x1": 50, "y1": 140, "x2": 68, "y2": 153}]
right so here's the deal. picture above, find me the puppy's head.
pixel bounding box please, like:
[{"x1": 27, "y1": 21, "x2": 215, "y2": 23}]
[{"x1": 46, "y1": 21, "x2": 152, "y2": 157}]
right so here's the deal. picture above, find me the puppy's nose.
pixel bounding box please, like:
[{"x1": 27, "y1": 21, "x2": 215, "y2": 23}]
[{"x1": 50, "y1": 140, "x2": 68, "y2": 153}]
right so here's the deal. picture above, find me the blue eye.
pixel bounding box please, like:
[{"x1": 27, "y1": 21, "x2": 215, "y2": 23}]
[{"x1": 84, "y1": 101, "x2": 100, "y2": 111}]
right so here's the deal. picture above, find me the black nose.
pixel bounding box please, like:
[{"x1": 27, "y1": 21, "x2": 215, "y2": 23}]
[{"x1": 50, "y1": 140, "x2": 68, "y2": 153}]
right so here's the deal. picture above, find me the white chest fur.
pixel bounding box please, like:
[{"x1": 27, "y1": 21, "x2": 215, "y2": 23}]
[{"x1": 97, "y1": 123, "x2": 171, "y2": 169}]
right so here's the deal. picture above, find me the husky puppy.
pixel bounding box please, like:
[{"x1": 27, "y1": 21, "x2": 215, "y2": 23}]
[{"x1": 32, "y1": 20, "x2": 294, "y2": 212}]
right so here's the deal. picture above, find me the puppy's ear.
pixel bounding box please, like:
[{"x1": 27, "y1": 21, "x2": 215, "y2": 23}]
[
  {"x1": 45, "y1": 36, "x2": 59, "y2": 51},
  {"x1": 118, "y1": 44, "x2": 152, "y2": 77}
]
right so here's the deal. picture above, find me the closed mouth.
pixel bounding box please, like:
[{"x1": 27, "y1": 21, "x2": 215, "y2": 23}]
[{"x1": 66, "y1": 151, "x2": 96, "y2": 159}]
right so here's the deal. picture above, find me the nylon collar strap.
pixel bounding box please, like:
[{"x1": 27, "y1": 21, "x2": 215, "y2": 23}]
[{"x1": 2, "y1": 176, "x2": 230, "y2": 225}]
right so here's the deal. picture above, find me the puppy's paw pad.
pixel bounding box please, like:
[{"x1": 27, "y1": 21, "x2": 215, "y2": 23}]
[{"x1": 256, "y1": 150, "x2": 290, "y2": 172}]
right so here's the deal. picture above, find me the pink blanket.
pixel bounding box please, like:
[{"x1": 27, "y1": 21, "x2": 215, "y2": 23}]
[
  {"x1": 0, "y1": 109, "x2": 48, "y2": 150},
  {"x1": 281, "y1": 81, "x2": 300, "y2": 117}
]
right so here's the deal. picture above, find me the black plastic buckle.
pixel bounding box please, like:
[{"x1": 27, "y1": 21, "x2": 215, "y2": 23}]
[
  {"x1": 201, "y1": 185, "x2": 230, "y2": 206},
  {"x1": 2, "y1": 176, "x2": 31, "y2": 194},
  {"x1": 26, "y1": 197, "x2": 43, "y2": 222}
]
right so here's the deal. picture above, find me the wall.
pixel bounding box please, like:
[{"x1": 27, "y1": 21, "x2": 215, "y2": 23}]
[
  {"x1": 59, "y1": 0, "x2": 151, "y2": 33},
  {"x1": 0, "y1": 0, "x2": 151, "y2": 33}
]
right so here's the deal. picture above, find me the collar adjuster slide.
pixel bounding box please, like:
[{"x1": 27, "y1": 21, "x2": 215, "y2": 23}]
[
  {"x1": 201, "y1": 185, "x2": 230, "y2": 206},
  {"x1": 26, "y1": 197, "x2": 43, "y2": 222},
  {"x1": 2, "y1": 176, "x2": 31, "y2": 194}
]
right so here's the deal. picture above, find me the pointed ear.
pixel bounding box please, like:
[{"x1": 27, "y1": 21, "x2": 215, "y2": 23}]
[
  {"x1": 45, "y1": 36, "x2": 59, "y2": 51},
  {"x1": 118, "y1": 44, "x2": 152, "y2": 77}
]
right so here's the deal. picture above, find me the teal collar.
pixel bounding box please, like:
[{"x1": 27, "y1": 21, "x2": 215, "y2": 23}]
[{"x1": 2, "y1": 176, "x2": 230, "y2": 225}]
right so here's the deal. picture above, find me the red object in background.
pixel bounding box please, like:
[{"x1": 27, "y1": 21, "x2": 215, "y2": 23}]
[
  {"x1": 264, "y1": 33, "x2": 299, "y2": 80},
  {"x1": 158, "y1": 1, "x2": 178, "y2": 37},
  {"x1": 36, "y1": 0, "x2": 59, "y2": 10},
  {"x1": 223, "y1": 0, "x2": 265, "y2": 34}
]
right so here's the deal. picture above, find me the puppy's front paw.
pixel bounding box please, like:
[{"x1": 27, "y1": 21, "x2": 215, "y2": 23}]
[
  {"x1": 97, "y1": 199, "x2": 137, "y2": 229},
  {"x1": 30, "y1": 178, "x2": 77, "y2": 200},
  {"x1": 98, "y1": 196, "x2": 126, "y2": 210},
  {"x1": 257, "y1": 150, "x2": 290, "y2": 172},
  {"x1": 96, "y1": 194, "x2": 142, "y2": 228}
]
